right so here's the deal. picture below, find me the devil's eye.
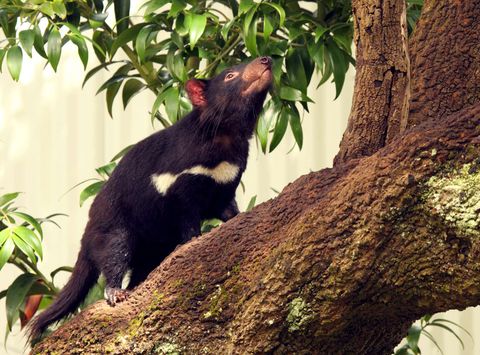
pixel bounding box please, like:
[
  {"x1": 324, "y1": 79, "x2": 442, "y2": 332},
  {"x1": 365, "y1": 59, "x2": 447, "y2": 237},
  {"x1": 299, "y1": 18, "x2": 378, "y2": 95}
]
[{"x1": 224, "y1": 72, "x2": 237, "y2": 81}]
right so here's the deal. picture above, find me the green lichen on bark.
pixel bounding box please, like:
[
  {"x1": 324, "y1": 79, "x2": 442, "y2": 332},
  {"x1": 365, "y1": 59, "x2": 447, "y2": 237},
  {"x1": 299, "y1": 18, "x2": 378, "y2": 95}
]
[
  {"x1": 424, "y1": 163, "x2": 480, "y2": 236},
  {"x1": 155, "y1": 341, "x2": 183, "y2": 354},
  {"x1": 286, "y1": 297, "x2": 314, "y2": 332},
  {"x1": 203, "y1": 285, "x2": 227, "y2": 319}
]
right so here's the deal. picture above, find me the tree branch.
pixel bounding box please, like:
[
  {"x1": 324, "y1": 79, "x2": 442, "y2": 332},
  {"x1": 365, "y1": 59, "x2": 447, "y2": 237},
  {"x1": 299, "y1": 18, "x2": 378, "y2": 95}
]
[
  {"x1": 32, "y1": 104, "x2": 480, "y2": 354},
  {"x1": 408, "y1": 0, "x2": 480, "y2": 127},
  {"x1": 334, "y1": 0, "x2": 410, "y2": 166}
]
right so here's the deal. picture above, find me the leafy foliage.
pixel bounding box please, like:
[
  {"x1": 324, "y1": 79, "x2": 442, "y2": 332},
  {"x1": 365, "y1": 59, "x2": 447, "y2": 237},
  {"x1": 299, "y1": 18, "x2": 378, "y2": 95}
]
[
  {"x1": 0, "y1": 192, "x2": 66, "y2": 341},
  {"x1": 406, "y1": 0, "x2": 423, "y2": 35},
  {"x1": 0, "y1": 0, "x2": 355, "y2": 152},
  {"x1": 395, "y1": 315, "x2": 472, "y2": 355},
  {"x1": 0, "y1": 192, "x2": 105, "y2": 343}
]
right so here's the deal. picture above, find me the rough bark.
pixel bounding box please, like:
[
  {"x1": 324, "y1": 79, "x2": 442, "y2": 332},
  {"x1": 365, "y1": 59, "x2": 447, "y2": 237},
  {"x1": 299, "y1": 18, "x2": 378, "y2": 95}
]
[
  {"x1": 33, "y1": 104, "x2": 480, "y2": 354},
  {"x1": 408, "y1": 0, "x2": 480, "y2": 128},
  {"x1": 31, "y1": 0, "x2": 480, "y2": 354},
  {"x1": 334, "y1": 0, "x2": 410, "y2": 165}
]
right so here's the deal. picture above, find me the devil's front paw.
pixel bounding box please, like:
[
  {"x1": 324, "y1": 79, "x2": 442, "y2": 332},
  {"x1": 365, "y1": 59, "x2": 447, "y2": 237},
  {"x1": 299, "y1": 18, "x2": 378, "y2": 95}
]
[
  {"x1": 220, "y1": 200, "x2": 240, "y2": 222},
  {"x1": 105, "y1": 287, "x2": 130, "y2": 306}
]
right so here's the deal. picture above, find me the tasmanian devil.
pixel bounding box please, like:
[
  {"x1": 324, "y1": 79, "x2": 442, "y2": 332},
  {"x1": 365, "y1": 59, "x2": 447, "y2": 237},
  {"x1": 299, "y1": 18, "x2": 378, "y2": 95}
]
[{"x1": 28, "y1": 56, "x2": 273, "y2": 340}]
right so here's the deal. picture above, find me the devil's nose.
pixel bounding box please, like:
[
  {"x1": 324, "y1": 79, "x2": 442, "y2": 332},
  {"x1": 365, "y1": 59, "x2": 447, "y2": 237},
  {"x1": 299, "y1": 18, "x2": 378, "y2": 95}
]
[{"x1": 260, "y1": 56, "x2": 272, "y2": 67}]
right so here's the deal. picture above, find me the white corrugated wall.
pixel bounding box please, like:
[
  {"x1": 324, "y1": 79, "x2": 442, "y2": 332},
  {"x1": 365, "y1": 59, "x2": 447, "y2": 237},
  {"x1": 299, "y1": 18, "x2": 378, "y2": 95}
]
[{"x1": 0, "y1": 28, "x2": 478, "y2": 355}]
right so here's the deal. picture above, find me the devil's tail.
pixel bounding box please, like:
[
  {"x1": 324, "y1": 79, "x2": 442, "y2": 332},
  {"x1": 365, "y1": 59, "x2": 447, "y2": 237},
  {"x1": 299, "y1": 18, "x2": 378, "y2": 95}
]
[{"x1": 27, "y1": 247, "x2": 99, "y2": 342}]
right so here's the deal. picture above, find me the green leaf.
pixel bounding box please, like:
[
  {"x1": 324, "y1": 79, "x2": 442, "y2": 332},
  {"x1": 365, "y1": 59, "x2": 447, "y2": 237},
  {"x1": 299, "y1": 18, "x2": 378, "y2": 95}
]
[
  {"x1": 135, "y1": 25, "x2": 153, "y2": 63},
  {"x1": 0, "y1": 192, "x2": 20, "y2": 207},
  {"x1": 239, "y1": 0, "x2": 254, "y2": 15},
  {"x1": 168, "y1": 0, "x2": 187, "y2": 18},
  {"x1": 122, "y1": 79, "x2": 145, "y2": 108},
  {"x1": 165, "y1": 87, "x2": 180, "y2": 122},
  {"x1": 0, "y1": 228, "x2": 9, "y2": 247},
  {"x1": 99, "y1": 62, "x2": 133, "y2": 115},
  {"x1": 39, "y1": 2, "x2": 55, "y2": 17},
  {"x1": 308, "y1": 41, "x2": 324, "y2": 72},
  {"x1": 431, "y1": 318, "x2": 472, "y2": 338},
  {"x1": 52, "y1": 0, "x2": 67, "y2": 19},
  {"x1": 141, "y1": 0, "x2": 169, "y2": 15},
  {"x1": 80, "y1": 181, "x2": 104, "y2": 207},
  {"x1": 91, "y1": 13, "x2": 108, "y2": 22},
  {"x1": 69, "y1": 35, "x2": 88, "y2": 69},
  {"x1": 189, "y1": 13, "x2": 207, "y2": 50},
  {"x1": 394, "y1": 345, "x2": 412, "y2": 355},
  {"x1": 50, "y1": 266, "x2": 74, "y2": 283},
  {"x1": 111, "y1": 23, "x2": 148, "y2": 57},
  {"x1": 175, "y1": 13, "x2": 188, "y2": 36},
  {"x1": 269, "y1": 108, "x2": 289, "y2": 152},
  {"x1": 329, "y1": 43, "x2": 348, "y2": 99},
  {"x1": 92, "y1": 30, "x2": 112, "y2": 63},
  {"x1": 256, "y1": 101, "x2": 273, "y2": 153},
  {"x1": 262, "y1": 2, "x2": 285, "y2": 27},
  {"x1": 279, "y1": 86, "x2": 311, "y2": 102},
  {"x1": 289, "y1": 105, "x2": 303, "y2": 149},
  {"x1": 0, "y1": 48, "x2": 6, "y2": 72},
  {"x1": 221, "y1": 18, "x2": 235, "y2": 41},
  {"x1": 406, "y1": 324, "x2": 421, "y2": 352},
  {"x1": 151, "y1": 85, "x2": 170, "y2": 122},
  {"x1": 0, "y1": 236, "x2": 14, "y2": 270},
  {"x1": 428, "y1": 323, "x2": 465, "y2": 349},
  {"x1": 271, "y1": 57, "x2": 283, "y2": 85},
  {"x1": 422, "y1": 329, "x2": 444, "y2": 355},
  {"x1": 170, "y1": 32, "x2": 185, "y2": 49},
  {"x1": 47, "y1": 28, "x2": 62, "y2": 71},
  {"x1": 6, "y1": 46, "x2": 22, "y2": 82},
  {"x1": 13, "y1": 226, "x2": 43, "y2": 260},
  {"x1": 246, "y1": 195, "x2": 257, "y2": 211},
  {"x1": 10, "y1": 211, "x2": 43, "y2": 238},
  {"x1": 106, "y1": 81, "x2": 122, "y2": 118},
  {"x1": 96, "y1": 73, "x2": 130, "y2": 95},
  {"x1": 33, "y1": 25, "x2": 47, "y2": 59},
  {"x1": 286, "y1": 49, "x2": 308, "y2": 92},
  {"x1": 114, "y1": 0, "x2": 130, "y2": 34},
  {"x1": 166, "y1": 48, "x2": 186, "y2": 82},
  {"x1": 19, "y1": 30, "x2": 35, "y2": 57},
  {"x1": 11, "y1": 233, "x2": 36, "y2": 263},
  {"x1": 318, "y1": 51, "x2": 333, "y2": 87},
  {"x1": 82, "y1": 61, "x2": 125, "y2": 88},
  {"x1": 28, "y1": 281, "x2": 54, "y2": 296},
  {"x1": 263, "y1": 15, "x2": 273, "y2": 41},
  {"x1": 110, "y1": 144, "x2": 133, "y2": 161},
  {"x1": 314, "y1": 25, "x2": 328, "y2": 42},
  {"x1": 6, "y1": 273, "x2": 39, "y2": 330},
  {"x1": 95, "y1": 162, "x2": 117, "y2": 179},
  {"x1": 243, "y1": 6, "x2": 259, "y2": 56},
  {"x1": 333, "y1": 25, "x2": 353, "y2": 54},
  {"x1": 201, "y1": 219, "x2": 222, "y2": 234}
]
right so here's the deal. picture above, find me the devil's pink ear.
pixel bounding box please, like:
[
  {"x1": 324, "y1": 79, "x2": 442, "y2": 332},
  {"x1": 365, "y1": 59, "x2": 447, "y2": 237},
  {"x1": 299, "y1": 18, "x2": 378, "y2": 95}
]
[{"x1": 185, "y1": 79, "x2": 207, "y2": 107}]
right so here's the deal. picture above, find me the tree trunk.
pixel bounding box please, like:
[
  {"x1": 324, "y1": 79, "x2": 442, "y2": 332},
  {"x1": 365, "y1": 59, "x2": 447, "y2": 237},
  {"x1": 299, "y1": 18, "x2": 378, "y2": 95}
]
[
  {"x1": 334, "y1": 0, "x2": 410, "y2": 165},
  {"x1": 408, "y1": 0, "x2": 480, "y2": 128},
  {"x1": 32, "y1": 0, "x2": 480, "y2": 354}
]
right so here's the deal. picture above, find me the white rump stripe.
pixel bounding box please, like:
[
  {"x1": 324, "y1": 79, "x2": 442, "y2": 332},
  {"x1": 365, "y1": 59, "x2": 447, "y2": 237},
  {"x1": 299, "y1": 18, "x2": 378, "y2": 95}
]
[{"x1": 151, "y1": 161, "x2": 240, "y2": 195}]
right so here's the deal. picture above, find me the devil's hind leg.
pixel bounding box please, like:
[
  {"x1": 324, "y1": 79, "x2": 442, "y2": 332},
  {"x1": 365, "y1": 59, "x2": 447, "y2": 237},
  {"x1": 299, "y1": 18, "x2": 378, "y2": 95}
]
[{"x1": 92, "y1": 228, "x2": 132, "y2": 305}]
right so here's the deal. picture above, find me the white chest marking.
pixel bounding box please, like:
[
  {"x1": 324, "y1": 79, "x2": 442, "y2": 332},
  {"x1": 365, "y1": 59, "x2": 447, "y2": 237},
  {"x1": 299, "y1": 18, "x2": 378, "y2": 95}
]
[{"x1": 151, "y1": 161, "x2": 240, "y2": 195}]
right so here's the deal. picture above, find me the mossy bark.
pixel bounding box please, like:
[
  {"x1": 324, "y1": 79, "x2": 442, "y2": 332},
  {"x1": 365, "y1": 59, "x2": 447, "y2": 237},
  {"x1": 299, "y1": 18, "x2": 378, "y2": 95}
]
[
  {"x1": 32, "y1": 0, "x2": 480, "y2": 354},
  {"x1": 32, "y1": 104, "x2": 480, "y2": 354}
]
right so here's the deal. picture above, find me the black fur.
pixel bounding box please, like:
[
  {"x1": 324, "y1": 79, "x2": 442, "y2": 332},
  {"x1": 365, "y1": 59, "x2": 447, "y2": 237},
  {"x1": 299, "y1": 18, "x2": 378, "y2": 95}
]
[{"x1": 27, "y1": 56, "x2": 273, "y2": 340}]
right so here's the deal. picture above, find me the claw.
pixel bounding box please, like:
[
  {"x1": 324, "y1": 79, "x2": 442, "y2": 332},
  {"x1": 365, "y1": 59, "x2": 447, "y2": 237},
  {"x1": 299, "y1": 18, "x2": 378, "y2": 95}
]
[{"x1": 105, "y1": 287, "x2": 130, "y2": 306}]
